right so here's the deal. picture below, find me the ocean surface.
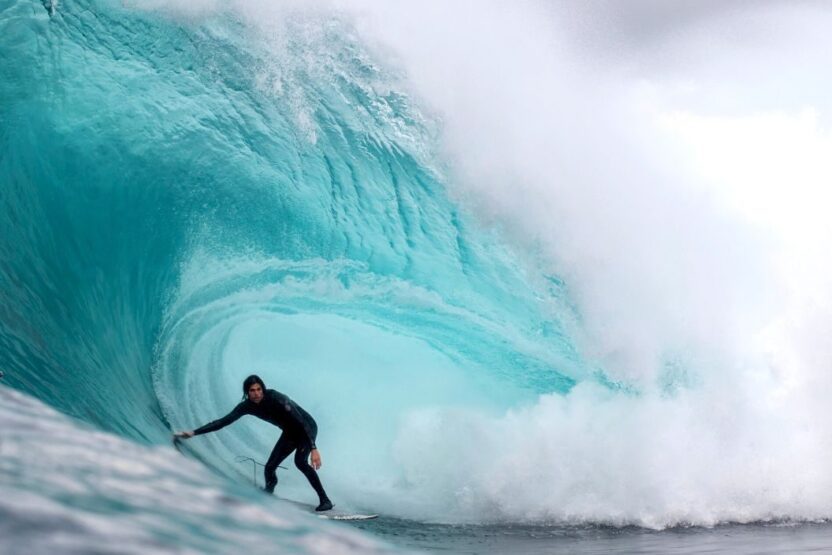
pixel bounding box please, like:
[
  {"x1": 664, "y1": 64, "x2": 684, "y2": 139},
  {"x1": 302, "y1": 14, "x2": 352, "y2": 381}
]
[{"x1": 2, "y1": 1, "x2": 831, "y2": 553}]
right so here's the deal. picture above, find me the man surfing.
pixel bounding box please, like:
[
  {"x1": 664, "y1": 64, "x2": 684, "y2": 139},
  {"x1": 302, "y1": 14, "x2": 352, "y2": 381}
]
[{"x1": 174, "y1": 374, "x2": 333, "y2": 512}]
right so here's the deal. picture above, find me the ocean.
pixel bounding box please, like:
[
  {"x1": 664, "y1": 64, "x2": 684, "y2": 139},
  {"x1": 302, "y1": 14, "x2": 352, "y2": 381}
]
[{"x1": 2, "y1": 1, "x2": 831, "y2": 553}]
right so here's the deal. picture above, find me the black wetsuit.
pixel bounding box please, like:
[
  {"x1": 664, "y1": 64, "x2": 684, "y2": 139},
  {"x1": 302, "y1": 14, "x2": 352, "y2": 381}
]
[{"x1": 193, "y1": 389, "x2": 328, "y2": 501}]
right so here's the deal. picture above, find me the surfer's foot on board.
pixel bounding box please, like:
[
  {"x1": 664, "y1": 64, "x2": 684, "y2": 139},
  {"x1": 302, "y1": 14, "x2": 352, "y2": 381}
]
[{"x1": 315, "y1": 498, "x2": 333, "y2": 512}]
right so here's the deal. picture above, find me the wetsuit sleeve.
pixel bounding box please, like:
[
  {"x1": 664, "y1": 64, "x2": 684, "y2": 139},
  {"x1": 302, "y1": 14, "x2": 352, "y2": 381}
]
[{"x1": 192, "y1": 402, "x2": 247, "y2": 436}]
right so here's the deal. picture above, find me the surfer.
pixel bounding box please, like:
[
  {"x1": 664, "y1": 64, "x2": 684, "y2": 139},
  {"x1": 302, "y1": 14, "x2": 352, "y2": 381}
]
[{"x1": 174, "y1": 374, "x2": 333, "y2": 512}]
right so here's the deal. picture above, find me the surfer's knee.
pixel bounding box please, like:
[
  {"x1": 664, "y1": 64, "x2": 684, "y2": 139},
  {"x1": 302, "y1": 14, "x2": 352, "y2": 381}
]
[{"x1": 264, "y1": 461, "x2": 278, "y2": 477}]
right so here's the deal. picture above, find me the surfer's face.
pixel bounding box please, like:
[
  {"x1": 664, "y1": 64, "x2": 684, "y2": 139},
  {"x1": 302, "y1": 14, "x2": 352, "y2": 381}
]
[{"x1": 248, "y1": 383, "x2": 264, "y2": 403}]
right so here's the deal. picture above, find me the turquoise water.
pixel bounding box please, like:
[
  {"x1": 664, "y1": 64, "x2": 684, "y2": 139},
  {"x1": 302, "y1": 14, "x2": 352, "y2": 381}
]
[
  {"x1": 1, "y1": 0, "x2": 577, "y2": 445},
  {"x1": 2, "y1": 1, "x2": 831, "y2": 553},
  {"x1": 0, "y1": 1, "x2": 578, "y2": 550}
]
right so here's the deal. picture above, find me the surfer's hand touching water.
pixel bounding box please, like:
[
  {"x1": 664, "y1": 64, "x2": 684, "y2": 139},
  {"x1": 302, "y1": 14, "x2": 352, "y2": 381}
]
[
  {"x1": 311, "y1": 448, "x2": 322, "y2": 470},
  {"x1": 173, "y1": 430, "x2": 194, "y2": 439}
]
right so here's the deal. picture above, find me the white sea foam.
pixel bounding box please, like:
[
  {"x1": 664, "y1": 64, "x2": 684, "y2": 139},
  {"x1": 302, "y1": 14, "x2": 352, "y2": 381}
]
[{"x1": 334, "y1": 0, "x2": 832, "y2": 526}]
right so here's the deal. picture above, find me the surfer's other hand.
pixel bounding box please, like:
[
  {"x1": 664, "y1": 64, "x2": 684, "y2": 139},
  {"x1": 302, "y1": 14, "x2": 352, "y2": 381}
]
[
  {"x1": 310, "y1": 448, "x2": 322, "y2": 470},
  {"x1": 174, "y1": 430, "x2": 194, "y2": 439}
]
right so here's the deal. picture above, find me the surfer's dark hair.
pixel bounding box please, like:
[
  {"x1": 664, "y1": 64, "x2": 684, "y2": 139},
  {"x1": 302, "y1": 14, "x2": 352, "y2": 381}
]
[{"x1": 242, "y1": 374, "x2": 266, "y2": 399}]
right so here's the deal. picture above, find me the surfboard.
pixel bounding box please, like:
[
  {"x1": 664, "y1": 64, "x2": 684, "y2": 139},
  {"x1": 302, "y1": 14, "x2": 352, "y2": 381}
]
[
  {"x1": 319, "y1": 512, "x2": 378, "y2": 521},
  {"x1": 279, "y1": 498, "x2": 378, "y2": 521}
]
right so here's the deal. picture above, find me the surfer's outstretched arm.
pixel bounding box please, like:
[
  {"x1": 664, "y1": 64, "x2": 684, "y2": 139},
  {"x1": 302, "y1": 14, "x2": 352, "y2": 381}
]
[{"x1": 174, "y1": 402, "x2": 247, "y2": 439}]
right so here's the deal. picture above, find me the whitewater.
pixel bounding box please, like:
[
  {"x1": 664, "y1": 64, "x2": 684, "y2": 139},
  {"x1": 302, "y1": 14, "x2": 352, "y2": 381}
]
[{"x1": 2, "y1": 0, "x2": 832, "y2": 553}]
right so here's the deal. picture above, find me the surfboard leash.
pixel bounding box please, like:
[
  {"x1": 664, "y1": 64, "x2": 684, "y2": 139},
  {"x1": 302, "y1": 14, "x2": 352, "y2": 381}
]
[{"x1": 234, "y1": 455, "x2": 286, "y2": 487}]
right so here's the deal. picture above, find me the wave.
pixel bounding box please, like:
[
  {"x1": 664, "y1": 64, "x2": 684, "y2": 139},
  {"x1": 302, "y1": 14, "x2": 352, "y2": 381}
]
[{"x1": 1, "y1": 0, "x2": 831, "y2": 546}]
